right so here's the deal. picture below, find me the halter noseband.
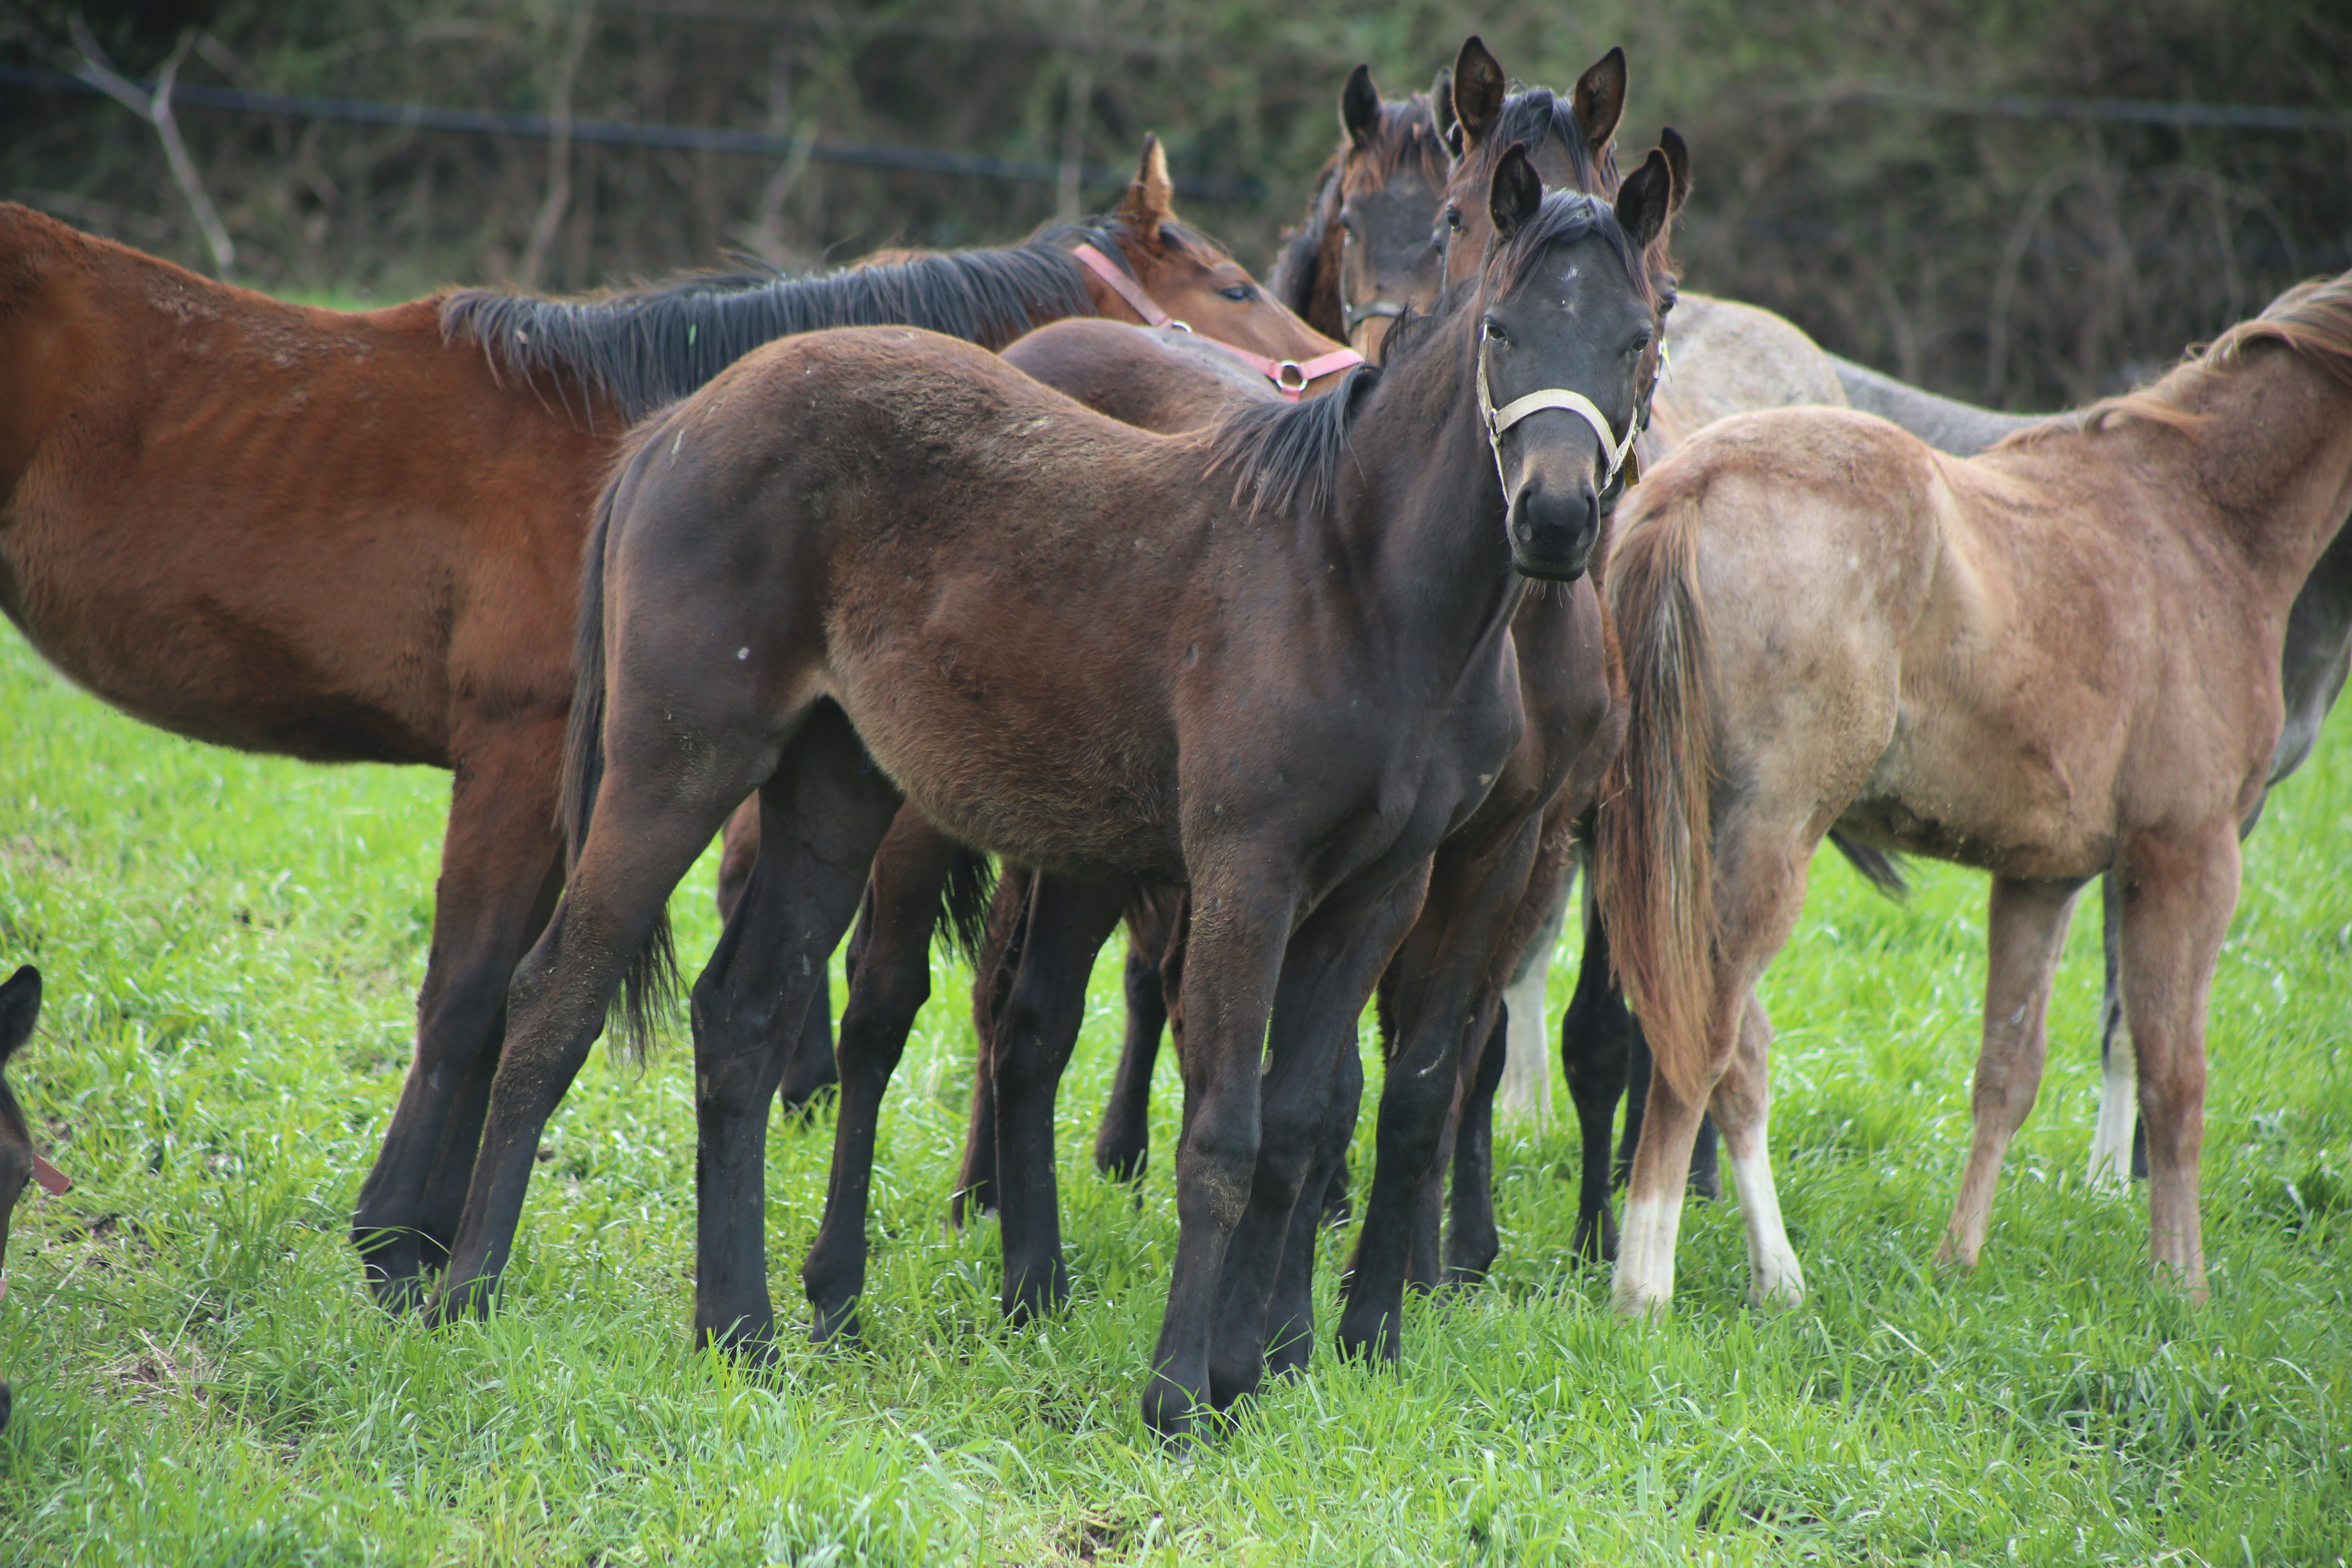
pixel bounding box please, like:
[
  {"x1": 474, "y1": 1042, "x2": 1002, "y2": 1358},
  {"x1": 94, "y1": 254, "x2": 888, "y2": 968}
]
[
  {"x1": 1071, "y1": 243, "x2": 1364, "y2": 401},
  {"x1": 1475, "y1": 322, "x2": 1664, "y2": 500}
]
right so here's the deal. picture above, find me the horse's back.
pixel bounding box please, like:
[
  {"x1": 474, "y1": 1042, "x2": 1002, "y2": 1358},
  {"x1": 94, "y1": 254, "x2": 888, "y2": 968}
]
[
  {"x1": 0, "y1": 209, "x2": 595, "y2": 764},
  {"x1": 1643, "y1": 294, "x2": 1848, "y2": 456}
]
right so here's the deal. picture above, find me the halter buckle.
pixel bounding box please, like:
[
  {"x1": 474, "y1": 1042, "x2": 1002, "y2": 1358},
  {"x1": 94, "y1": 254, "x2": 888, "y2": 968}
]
[{"x1": 1273, "y1": 361, "x2": 1310, "y2": 393}]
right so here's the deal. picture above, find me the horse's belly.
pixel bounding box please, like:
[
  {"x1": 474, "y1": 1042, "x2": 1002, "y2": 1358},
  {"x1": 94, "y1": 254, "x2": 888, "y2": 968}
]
[{"x1": 837, "y1": 680, "x2": 1183, "y2": 882}]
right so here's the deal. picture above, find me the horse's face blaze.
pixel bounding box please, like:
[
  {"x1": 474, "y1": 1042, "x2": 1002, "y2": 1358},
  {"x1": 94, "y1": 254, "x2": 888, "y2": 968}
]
[{"x1": 1480, "y1": 229, "x2": 1658, "y2": 583}]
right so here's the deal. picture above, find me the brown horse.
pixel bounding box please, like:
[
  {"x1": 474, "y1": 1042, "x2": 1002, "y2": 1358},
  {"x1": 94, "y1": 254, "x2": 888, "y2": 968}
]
[
  {"x1": 0, "y1": 138, "x2": 1348, "y2": 1310},
  {"x1": 1596, "y1": 273, "x2": 2352, "y2": 1315},
  {"x1": 425, "y1": 153, "x2": 1673, "y2": 1440},
  {"x1": 1269, "y1": 64, "x2": 1455, "y2": 358},
  {"x1": 0, "y1": 964, "x2": 70, "y2": 1435}
]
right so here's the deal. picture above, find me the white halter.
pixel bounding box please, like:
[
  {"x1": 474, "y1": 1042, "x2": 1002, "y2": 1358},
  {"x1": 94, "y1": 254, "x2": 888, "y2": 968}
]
[{"x1": 1475, "y1": 323, "x2": 1654, "y2": 501}]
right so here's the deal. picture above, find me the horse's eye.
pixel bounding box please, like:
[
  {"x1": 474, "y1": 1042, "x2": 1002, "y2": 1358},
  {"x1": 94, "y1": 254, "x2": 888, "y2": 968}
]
[
  {"x1": 1219, "y1": 284, "x2": 1257, "y2": 303},
  {"x1": 1628, "y1": 330, "x2": 1654, "y2": 357},
  {"x1": 1445, "y1": 206, "x2": 1464, "y2": 234},
  {"x1": 1482, "y1": 318, "x2": 1509, "y2": 346}
]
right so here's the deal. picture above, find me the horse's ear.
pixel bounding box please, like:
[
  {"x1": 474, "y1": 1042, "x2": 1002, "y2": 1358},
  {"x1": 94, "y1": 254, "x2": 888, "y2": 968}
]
[
  {"x1": 1431, "y1": 67, "x2": 1460, "y2": 155},
  {"x1": 1341, "y1": 65, "x2": 1381, "y2": 150},
  {"x1": 1451, "y1": 36, "x2": 1507, "y2": 153},
  {"x1": 1118, "y1": 134, "x2": 1177, "y2": 232},
  {"x1": 0, "y1": 966, "x2": 39, "y2": 1067},
  {"x1": 1489, "y1": 142, "x2": 1543, "y2": 243},
  {"x1": 1571, "y1": 46, "x2": 1627, "y2": 156},
  {"x1": 1657, "y1": 126, "x2": 1691, "y2": 216},
  {"x1": 1614, "y1": 147, "x2": 1673, "y2": 252}
]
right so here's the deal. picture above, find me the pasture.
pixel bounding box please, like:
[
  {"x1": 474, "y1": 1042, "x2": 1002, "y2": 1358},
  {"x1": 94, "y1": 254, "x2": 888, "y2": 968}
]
[{"x1": 0, "y1": 543, "x2": 2347, "y2": 1561}]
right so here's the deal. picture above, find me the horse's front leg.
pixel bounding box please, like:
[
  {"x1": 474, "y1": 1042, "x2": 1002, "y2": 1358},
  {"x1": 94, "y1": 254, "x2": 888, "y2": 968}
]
[
  {"x1": 2115, "y1": 826, "x2": 2239, "y2": 1303},
  {"x1": 802, "y1": 805, "x2": 959, "y2": 1343},
  {"x1": 354, "y1": 717, "x2": 564, "y2": 1310},
  {"x1": 1094, "y1": 893, "x2": 1180, "y2": 1184},
  {"x1": 694, "y1": 710, "x2": 901, "y2": 1355},
  {"x1": 1209, "y1": 866, "x2": 1430, "y2": 1410},
  {"x1": 1336, "y1": 822, "x2": 1535, "y2": 1363},
  {"x1": 1936, "y1": 875, "x2": 2085, "y2": 1270},
  {"x1": 1142, "y1": 864, "x2": 1301, "y2": 1443}
]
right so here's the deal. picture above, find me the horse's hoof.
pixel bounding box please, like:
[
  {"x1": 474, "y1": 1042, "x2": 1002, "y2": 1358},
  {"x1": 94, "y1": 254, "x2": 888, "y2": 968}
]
[
  {"x1": 426, "y1": 1274, "x2": 497, "y2": 1327},
  {"x1": 1611, "y1": 1283, "x2": 1671, "y2": 1322},
  {"x1": 1747, "y1": 1268, "x2": 1806, "y2": 1312},
  {"x1": 1333, "y1": 1311, "x2": 1401, "y2": 1365},
  {"x1": 369, "y1": 1272, "x2": 428, "y2": 1316},
  {"x1": 696, "y1": 1310, "x2": 779, "y2": 1363},
  {"x1": 1142, "y1": 1374, "x2": 1213, "y2": 1446}
]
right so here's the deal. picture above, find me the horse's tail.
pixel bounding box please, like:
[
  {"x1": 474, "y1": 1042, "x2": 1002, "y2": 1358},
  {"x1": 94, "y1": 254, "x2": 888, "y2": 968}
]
[
  {"x1": 1594, "y1": 493, "x2": 1719, "y2": 1105},
  {"x1": 557, "y1": 442, "x2": 681, "y2": 1061},
  {"x1": 1829, "y1": 832, "x2": 1909, "y2": 899},
  {"x1": 936, "y1": 846, "x2": 999, "y2": 968}
]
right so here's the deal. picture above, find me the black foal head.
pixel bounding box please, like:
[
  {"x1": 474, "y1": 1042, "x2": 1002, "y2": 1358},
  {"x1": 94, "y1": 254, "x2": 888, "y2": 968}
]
[{"x1": 1473, "y1": 143, "x2": 1676, "y2": 581}]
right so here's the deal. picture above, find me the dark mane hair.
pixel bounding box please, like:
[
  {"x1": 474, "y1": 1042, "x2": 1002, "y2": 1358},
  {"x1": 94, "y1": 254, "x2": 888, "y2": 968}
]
[
  {"x1": 1455, "y1": 86, "x2": 1680, "y2": 300},
  {"x1": 442, "y1": 235, "x2": 1099, "y2": 423},
  {"x1": 1211, "y1": 189, "x2": 1653, "y2": 520},
  {"x1": 1459, "y1": 88, "x2": 1617, "y2": 202},
  {"x1": 1269, "y1": 174, "x2": 1339, "y2": 322},
  {"x1": 1492, "y1": 192, "x2": 1657, "y2": 312}
]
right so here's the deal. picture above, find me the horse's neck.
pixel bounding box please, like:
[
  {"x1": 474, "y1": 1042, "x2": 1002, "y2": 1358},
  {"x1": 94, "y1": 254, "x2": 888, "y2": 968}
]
[
  {"x1": 1340, "y1": 334, "x2": 1525, "y2": 679},
  {"x1": 2159, "y1": 349, "x2": 2352, "y2": 600}
]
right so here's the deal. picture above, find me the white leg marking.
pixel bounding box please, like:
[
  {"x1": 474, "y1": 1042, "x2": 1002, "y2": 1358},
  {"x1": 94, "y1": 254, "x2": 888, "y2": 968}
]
[
  {"x1": 1611, "y1": 1191, "x2": 1683, "y2": 1320},
  {"x1": 2087, "y1": 1043, "x2": 2138, "y2": 1188},
  {"x1": 1727, "y1": 1138, "x2": 1806, "y2": 1309}
]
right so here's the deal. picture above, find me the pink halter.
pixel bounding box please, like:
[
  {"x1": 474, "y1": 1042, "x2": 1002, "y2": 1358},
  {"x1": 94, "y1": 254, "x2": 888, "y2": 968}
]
[{"x1": 1071, "y1": 244, "x2": 1364, "y2": 401}]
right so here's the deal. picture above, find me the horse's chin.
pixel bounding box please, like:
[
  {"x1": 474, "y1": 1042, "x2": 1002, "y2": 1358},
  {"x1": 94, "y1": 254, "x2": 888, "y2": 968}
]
[{"x1": 1510, "y1": 547, "x2": 1591, "y2": 584}]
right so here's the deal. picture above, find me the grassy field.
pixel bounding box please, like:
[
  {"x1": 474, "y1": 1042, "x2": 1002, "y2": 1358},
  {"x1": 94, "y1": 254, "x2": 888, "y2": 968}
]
[{"x1": 0, "y1": 612, "x2": 2348, "y2": 1568}]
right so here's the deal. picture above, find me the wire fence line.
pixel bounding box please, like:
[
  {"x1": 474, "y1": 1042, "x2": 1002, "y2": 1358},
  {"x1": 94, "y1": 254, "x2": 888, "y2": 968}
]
[
  {"x1": 0, "y1": 63, "x2": 1268, "y2": 201},
  {"x1": 7, "y1": 61, "x2": 2343, "y2": 216}
]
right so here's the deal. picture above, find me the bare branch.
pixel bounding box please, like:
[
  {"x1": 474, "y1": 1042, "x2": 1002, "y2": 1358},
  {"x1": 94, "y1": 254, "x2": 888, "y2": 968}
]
[{"x1": 67, "y1": 15, "x2": 237, "y2": 277}]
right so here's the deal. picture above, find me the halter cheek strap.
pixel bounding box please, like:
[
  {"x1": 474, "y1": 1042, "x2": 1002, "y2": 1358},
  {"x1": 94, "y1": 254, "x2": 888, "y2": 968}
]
[
  {"x1": 1475, "y1": 325, "x2": 1657, "y2": 499},
  {"x1": 1070, "y1": 243, "x2": 1364, "y2": 401}
]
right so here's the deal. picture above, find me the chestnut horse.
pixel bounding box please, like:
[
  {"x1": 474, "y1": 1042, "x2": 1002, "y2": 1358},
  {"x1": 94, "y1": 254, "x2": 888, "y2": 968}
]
[
  {"x1": 425, "y1": 156, "x2": 1671, "y2": 1440},
  {"x1": 0, "y1": 138, "x2": 1348, "y2": 1309},
  {"x1": 1596, "y1": 273, "x2": 2352, "y2": 1315}
]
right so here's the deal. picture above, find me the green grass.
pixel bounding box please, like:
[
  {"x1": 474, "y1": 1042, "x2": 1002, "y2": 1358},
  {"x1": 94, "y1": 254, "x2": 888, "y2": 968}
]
[{"x1": 0, "y1": 619, "x2": 2348, "y2": 1568}]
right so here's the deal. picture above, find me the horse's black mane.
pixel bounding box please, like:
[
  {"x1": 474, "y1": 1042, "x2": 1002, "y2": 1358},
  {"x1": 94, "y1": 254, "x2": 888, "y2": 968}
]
[
  {"x1": 1209, "y1": 191, "x2": 1650, "y2": 520},
  {"x1": 442, "y1": 231, "x2": 1102, "y2": 422}
]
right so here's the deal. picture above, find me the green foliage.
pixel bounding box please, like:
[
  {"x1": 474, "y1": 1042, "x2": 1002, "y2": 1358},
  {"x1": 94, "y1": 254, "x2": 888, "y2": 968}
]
[
  {"x1": 4, "y1": 0, "x2": 2346, "y2": 405},
  {"x1": 3, "y1": 561, "x2": 2352, "y2": 1557}
]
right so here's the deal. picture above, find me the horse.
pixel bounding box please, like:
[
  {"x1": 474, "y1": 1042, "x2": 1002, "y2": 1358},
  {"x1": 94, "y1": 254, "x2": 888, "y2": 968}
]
[
  {"x1": 1594, "y1": 272, "x2": 2352, "y2": 1316},
  {"x1": 1268, "y1": 64, "x2": 1455, "y2": 358},
  {"x1": 0, "y1": 136, "x2": 1350, "y2": 1312},
  {"x1": 421, "y1": 151, "x2": 1674, "y2": 1441},
  {"x1": 0, "y1": 964, "x2": 71, "y2": 1435}
]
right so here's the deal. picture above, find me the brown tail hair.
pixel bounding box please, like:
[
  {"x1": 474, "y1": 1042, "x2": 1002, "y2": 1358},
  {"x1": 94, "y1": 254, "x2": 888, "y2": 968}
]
[
  {"x1": 1593, "y1": 494, "x2": 1719, "y2": 1104},
  {"x1": 557, "y1": 426, "x2": 682, "y2": 1061}
]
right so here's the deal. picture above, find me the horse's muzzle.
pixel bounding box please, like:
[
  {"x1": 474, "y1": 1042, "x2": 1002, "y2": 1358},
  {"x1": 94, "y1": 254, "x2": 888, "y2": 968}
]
[{"x1": 1506, "y1": 475, "x2": 1599, "y2": 582}]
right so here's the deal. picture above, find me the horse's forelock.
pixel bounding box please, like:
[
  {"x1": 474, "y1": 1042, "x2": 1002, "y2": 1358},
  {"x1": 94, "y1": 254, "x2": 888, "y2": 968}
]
[{"x1": 1489, "y1": 192, "x2": 1657, "y2": 316}]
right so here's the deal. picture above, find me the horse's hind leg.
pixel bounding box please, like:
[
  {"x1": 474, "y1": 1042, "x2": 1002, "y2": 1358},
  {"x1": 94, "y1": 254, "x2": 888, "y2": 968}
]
[
  {"x1": 1443, "y1": 995, "x2": 1508, "y2": 1284},
  {"x1": 802, "y1": 806, "x2": 959, "y2": 1342},
  {"x1": 953, "y1": 868, "x2": 1031, "y2": 1222},
  {"x1": 1708, "y1": 995, "x2": 1804, "y2": 1308},
  {"x1": 1094, "y1": 893, "x2": 1178, "y2": 1184},
  {"x1": 428, "y1": 755, "x2": 750, "y2": 1327},
  {"x1": 696, "y1": 706, "x2": 902, "y2": 1354},
  {"x1": 2087, "y1": 873, "x2": 2145, "y2": 1185},
  {"x1": 353, "y1": 718, "x2": 564, "y2": 1309},
  {"x1": 992, "y1": 874, "x2": 1128, "y2": 1325},
  {"x1": 1936, "y1": 875, "x2": 2084, "y2": 1270},
  {"x1": 715, "y1": 797, "x2": 839, "y2": 1117},
  {"x1": 2115, "y1": 827, "x2": 2238, "y2": 1303},
  {"x1": 1262, "y1": 1033, "x2": 1362, "y2": 1382},
  {"x1": 1562, "y1": 879, "x2": 1636, "y2": 1262},
  {"x1": 1615, "y1": 820, "x2": 1815, "y2": 1319}
]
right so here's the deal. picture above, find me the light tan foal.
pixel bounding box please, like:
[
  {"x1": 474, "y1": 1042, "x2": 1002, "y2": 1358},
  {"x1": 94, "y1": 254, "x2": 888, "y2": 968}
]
[{"x1": 1596, "y1": 274, "x2": 2352, "y2": 1314}]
